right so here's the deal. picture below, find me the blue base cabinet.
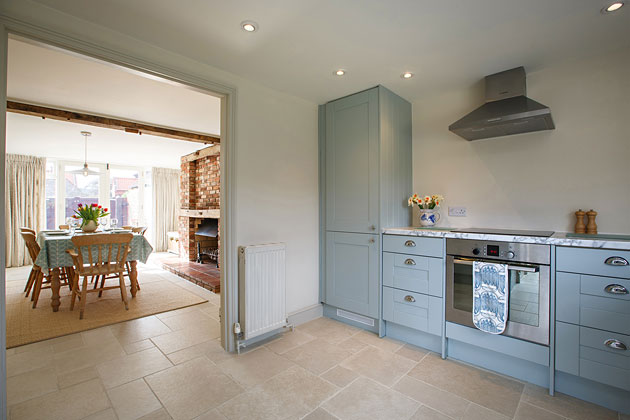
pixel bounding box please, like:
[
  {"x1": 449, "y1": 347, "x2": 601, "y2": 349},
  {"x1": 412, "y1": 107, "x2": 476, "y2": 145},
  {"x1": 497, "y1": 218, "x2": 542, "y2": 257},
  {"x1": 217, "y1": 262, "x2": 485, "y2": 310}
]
[
  {"x1": 325, "y1": 232, "x2": 379, "y2": 318},
  {"x1": 319, "y1": 86, "x2": 412, "y2": 327},
  {"x1": 382, "y1": 234, "x2": 444, "y2": 349},
  {"x1": 555, "y1": 246, "x2": 630, "y2": 412}
]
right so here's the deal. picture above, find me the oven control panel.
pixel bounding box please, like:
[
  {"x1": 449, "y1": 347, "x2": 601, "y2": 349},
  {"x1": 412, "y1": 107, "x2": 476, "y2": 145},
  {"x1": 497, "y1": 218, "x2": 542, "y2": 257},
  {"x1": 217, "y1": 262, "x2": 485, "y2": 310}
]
[
  {"x1": 446, "y1": 238, "x2": 551, "y2": 265},
  {"x1": 481, "y1": 244, "x2": 515, "y2": 259}
]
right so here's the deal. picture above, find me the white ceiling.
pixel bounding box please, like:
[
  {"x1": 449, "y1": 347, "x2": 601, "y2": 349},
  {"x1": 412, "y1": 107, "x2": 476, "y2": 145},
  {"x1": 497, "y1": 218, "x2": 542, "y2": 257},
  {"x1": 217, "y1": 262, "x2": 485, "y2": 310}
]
[
  {"x1": 7, "y1": 38, "x2": 221, "y2": 135},
  {"x1": 27, "y1": 0, "x2": 630, "y2": 103},
  {"x1": 6, "y1": 113, "x2": 202, "y2": 169}
]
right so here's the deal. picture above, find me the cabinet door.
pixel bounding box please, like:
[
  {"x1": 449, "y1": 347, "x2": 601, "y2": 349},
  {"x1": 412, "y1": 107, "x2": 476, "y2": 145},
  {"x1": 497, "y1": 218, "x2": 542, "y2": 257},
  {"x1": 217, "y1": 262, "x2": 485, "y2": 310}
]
[
  {"x1": 325, "y1": 232, "x2": 379, "y2": 318},
  {"x1": 325, "y1": 88, "x2": 379, "y2": 233}
]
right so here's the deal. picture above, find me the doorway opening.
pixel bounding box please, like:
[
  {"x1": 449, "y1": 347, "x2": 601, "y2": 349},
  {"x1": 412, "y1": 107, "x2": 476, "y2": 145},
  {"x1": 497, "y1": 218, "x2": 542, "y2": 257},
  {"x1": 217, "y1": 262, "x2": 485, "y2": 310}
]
[{"x1": 2, "y1": 34, "x2": 235, "y2": 355}]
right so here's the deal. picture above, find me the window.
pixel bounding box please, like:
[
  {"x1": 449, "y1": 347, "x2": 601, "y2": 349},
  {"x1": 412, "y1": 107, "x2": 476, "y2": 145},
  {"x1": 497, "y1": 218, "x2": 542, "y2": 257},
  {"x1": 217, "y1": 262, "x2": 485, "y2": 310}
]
[
  {"x1": 54, "y1": 161, "x2": 147, "y2": 230},
  {"x1": 45, "y1": 160, "x2": 56, "y2": 229},
  {"x1": 109, "y1": 168, "x2": 141, "y2": 226},
  {"x1": 63, "y1": 164, "x2": 101, "y2": 222}
]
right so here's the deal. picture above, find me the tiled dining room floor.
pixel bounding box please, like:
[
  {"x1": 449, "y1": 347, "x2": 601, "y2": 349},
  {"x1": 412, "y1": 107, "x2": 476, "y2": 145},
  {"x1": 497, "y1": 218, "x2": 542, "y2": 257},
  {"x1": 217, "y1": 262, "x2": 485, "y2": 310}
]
[{"x1": 5, "y1": 264, "x2": 627, "y2": 420}]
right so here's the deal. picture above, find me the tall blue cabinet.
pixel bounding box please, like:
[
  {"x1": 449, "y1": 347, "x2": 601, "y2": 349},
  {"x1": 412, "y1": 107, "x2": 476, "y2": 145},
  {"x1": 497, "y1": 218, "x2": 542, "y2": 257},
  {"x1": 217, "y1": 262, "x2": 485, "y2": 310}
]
[{"x1": 319, "y1": 86, "x2": 412, "y2": 329}]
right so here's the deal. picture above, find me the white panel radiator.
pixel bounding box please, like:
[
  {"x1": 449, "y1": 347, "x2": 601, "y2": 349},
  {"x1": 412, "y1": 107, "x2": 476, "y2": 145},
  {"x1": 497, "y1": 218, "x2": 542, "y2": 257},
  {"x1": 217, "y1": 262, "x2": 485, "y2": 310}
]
[{"x1": 238, "y1": 243, "x2": 287, "y2": 341}]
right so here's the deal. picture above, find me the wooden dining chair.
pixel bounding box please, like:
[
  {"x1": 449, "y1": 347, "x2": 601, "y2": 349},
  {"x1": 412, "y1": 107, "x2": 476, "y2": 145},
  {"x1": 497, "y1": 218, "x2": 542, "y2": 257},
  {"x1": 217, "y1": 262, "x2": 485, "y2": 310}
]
[
  {"x1": 131, "y1": 226, "x2": 147, "y2": 236},
  {"x1": 20, "y1": 231, "x2": 71, "y2": 308},
  {"x1": 20, "y1": 227, "x2": 38, "y2": 294},
  {"x1": 95, "y1": 228, "x2": 144, "y2": 293},
  {"x1": 66, "y1": 233, "x2": 133, "y2": 319}
]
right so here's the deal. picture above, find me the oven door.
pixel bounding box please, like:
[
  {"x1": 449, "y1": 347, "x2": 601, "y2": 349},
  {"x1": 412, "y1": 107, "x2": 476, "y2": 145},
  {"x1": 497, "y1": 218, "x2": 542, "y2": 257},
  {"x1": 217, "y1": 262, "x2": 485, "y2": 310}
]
[{"x1": 446, "y1": 256, "x2": 550, "y2": 345}]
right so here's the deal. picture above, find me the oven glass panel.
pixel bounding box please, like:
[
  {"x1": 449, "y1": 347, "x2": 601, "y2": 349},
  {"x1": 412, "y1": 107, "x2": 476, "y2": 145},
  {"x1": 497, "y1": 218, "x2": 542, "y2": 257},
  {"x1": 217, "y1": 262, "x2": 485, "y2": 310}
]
[{"x1": 453, "y1": 262, "x2": 540, "y2": 327}]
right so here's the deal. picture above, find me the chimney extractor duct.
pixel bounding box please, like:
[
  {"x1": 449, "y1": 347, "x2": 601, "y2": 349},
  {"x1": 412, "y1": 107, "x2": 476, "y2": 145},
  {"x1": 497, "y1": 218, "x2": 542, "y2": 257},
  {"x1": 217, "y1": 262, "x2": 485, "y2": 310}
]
[{"x1": 448, "y1": 67, "x2": 554, "y2": 141}]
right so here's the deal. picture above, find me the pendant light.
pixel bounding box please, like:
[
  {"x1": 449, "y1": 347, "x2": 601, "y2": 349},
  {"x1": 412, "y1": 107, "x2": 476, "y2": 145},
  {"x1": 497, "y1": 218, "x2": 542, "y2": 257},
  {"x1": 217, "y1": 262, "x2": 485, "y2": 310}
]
[{"x1": 69, "y1": 131, "x2": 99, "y2": 177}]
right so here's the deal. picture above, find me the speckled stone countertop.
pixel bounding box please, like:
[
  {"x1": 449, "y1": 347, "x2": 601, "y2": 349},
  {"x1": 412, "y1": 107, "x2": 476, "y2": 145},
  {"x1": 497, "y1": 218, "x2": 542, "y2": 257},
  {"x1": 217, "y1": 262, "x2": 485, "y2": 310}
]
[{"x1": 382, "y1": 227, "x2": 630, "y2": 251}]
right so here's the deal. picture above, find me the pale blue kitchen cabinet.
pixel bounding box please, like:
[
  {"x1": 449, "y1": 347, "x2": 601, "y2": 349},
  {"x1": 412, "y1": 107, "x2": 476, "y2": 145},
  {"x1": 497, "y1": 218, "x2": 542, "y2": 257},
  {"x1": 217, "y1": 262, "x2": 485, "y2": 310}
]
[
  {"x1": 320, "y1": 86, "x2": 412, "y2": 322},
  {"x1": 555, "y1": 246, "x2": 630, "y2": 394},
  {"x1": 325, "y1": 88, "x2": 380, "y2": 234},
  {"x1": 325, "y1": 232, "x2": 379, "y2": 318}
]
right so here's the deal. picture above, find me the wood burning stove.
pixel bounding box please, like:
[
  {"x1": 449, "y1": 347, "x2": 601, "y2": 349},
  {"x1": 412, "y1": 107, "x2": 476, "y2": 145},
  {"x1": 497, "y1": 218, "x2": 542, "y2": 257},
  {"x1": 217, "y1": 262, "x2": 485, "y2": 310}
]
[{"x1": 194, "y1": 218, "x2": 219, "y2": 266}]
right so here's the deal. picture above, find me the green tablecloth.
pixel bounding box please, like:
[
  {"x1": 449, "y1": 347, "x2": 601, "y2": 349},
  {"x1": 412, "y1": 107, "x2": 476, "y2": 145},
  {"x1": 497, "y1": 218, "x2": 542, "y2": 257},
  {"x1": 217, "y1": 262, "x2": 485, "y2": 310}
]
[{"x1": 35, "y1": 232, "x2": 153, "y2": 271}]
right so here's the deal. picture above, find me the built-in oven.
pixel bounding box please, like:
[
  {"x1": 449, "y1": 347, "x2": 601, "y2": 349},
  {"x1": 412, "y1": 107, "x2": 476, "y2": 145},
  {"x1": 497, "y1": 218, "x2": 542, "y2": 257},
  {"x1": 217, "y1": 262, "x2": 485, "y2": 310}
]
[{"x1": 446, "y1": 238, "x2": 550, "y2": 346}]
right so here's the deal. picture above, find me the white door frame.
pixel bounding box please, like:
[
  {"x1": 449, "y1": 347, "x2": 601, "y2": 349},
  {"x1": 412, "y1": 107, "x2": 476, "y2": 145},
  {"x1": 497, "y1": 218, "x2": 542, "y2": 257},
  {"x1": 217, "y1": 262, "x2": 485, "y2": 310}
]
[{"x1": 0, "y1": 16, "x2": 240, "y2": 419}]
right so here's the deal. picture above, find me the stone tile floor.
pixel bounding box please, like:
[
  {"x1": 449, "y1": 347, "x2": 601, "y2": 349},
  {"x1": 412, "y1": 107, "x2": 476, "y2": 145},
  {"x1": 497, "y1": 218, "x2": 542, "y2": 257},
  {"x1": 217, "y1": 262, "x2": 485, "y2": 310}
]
[{"x1": 5, "y1": 263, "x2": 627, "y2": 420}]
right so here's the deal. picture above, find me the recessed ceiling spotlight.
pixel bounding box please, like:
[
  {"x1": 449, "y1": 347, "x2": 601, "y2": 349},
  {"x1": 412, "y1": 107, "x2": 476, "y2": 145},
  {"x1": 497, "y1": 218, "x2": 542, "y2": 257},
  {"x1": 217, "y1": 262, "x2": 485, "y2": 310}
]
[
  {"x1": 602, "y1": 2, "x2": 624, "y2": 13},
  {"x1": 241, "y1": 20, "x2": 258, "y2": 32},
  {"x1": 401, "y1": 72, "x2": 414, "y2": 79},
  {"x1": 334, "y1": 69, "x2": 346, "y2": 76}
]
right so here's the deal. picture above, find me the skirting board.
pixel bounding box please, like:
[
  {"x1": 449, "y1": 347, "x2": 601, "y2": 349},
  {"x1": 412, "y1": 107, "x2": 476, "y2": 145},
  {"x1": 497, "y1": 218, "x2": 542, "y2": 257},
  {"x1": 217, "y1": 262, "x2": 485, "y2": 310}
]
[
  {"x1": 446, "y1": 322, "x2": 549, "y2": 366},
  {"x1": 385, "y1": 322, "x2": 442, "y2": 353},
  {"x1": 555, "y1": 371, "x2": 630, "y2": 415},
  {"x1": 447, "y1": 339, "x2": 549, "y2": 388},
  {"x1": 289, "y1": 303, "x2": 323, "y2": 326},
  {"x1": 237, "y1": 304, "x2": 323, "y2": 350}
]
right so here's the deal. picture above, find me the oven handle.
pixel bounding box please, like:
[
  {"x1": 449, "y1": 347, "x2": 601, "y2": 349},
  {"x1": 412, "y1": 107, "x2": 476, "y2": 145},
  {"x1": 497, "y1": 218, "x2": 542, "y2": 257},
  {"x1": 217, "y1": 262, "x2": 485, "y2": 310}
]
[{"x1": 452, "y1": 258, "x2": 539, "y2": 273}]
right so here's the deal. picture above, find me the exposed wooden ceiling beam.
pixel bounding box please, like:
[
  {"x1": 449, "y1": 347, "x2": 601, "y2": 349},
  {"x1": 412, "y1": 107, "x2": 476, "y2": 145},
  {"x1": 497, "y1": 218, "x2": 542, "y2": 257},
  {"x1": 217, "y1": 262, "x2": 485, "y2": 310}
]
[
  {"x1": 6, "y1": 100, "x2": 220, "y2": 144},
  {"x1": 181, "y1": 145, "x2": 220, "y2": 163}
]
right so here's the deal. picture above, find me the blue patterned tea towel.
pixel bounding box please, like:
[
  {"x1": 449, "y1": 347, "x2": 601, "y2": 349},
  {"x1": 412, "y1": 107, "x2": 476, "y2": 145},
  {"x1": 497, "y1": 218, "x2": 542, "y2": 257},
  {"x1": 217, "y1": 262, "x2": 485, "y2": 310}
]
[{"x1": 472, "y1": 261, "x2": 509, "y2": 334}]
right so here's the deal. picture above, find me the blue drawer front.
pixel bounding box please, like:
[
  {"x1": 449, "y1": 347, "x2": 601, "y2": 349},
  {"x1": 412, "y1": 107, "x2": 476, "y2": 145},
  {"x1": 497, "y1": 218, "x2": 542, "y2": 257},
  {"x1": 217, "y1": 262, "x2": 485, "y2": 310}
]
[
  {"x1": 382, "y1": 287, "x2": 442, "y2": 335},
  {"x1": 557, "y1": 247, "x2": 630, "y2": 279},
  {"x1": 579, "y1": 326, "x2": 630, "y2": 391},
  {"x1": 580, "y1": 275, "x2": 630, "y2": 301},
  {"x1": 382, "y1": 235, "x2": 443, "y2": 258},
  {"x1": 555, "y1": 321, "x2": 630, "y2": 391},
  {"x1": 580, "y1": 295, "x2": 630, "y2": 335},
  {"x1": 382, "y1": 252, "x2": 443, "y2": 297},
  {"x1": 556, "y1": 272, "x2": 630, "y2": 335}
]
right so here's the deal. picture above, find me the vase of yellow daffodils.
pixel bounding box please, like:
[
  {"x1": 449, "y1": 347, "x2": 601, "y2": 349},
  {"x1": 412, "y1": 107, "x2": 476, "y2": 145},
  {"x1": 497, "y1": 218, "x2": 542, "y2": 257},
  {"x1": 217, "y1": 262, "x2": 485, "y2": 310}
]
[{"x1": 408, "y1": 194, "x2": 444, "y2": 227}]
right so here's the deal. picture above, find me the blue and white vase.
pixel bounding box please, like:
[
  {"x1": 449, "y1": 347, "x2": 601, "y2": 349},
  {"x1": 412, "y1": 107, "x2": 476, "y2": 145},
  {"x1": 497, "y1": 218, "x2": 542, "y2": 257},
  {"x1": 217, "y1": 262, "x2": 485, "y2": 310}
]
[{"x1": 419, "y1": 209, "x2": 441, "y2": 227}]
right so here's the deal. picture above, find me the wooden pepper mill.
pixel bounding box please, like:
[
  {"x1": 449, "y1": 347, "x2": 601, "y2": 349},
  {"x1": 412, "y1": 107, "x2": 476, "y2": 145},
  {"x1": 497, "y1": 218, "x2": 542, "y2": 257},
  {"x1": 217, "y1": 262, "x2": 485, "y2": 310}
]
[
  {"x1": 574, "y1": 209, "x2": 586, "y2": 234},
  {"x1": 586, "y1": 209, "x2": 598, "y2": 234}
]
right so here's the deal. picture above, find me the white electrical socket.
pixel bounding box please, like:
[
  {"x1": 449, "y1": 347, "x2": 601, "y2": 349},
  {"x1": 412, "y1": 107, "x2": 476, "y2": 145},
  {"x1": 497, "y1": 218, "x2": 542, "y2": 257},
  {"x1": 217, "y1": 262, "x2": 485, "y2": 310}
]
[{"x1": 448, "y1": 206, "x2": 467, "y2": 217}]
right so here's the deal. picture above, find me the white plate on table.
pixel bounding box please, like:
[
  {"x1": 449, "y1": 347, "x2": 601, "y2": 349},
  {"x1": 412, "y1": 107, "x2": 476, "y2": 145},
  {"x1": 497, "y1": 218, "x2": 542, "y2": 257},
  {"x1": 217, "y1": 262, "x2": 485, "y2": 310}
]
[{"x1": 44, "y1": 231, "x2": 71, "y2": 236}]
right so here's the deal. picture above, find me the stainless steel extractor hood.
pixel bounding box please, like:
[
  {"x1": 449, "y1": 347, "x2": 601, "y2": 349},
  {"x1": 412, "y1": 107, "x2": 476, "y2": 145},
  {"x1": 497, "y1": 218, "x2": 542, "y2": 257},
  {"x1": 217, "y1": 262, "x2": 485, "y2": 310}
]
[{"x1": 449, "y1": 67, "x2": 554, "y2": 141}]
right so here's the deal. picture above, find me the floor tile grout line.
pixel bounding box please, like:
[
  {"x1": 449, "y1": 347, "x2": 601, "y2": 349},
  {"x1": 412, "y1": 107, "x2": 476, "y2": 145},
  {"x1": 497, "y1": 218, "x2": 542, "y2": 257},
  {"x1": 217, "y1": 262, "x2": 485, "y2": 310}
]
[
  {"x1": 388, "y1": 349, "x2": 430, "y2": 389},
  {"x1": 143, "y1": 375, "x2": 173, "y2": 419}
]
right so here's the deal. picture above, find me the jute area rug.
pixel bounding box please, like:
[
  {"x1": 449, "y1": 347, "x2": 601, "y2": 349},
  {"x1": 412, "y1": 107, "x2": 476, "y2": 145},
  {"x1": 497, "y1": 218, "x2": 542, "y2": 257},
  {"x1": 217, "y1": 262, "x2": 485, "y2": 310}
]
[{"x1": 5, "y1": 264, "x2": 207, "y2": 348}]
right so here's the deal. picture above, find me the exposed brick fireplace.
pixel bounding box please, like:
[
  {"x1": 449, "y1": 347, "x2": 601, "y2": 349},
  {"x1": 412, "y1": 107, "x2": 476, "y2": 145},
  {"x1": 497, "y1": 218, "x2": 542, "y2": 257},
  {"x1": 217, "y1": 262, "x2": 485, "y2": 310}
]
[{"x1": 179, "y1": 145, "x2": 220, "y2": 262}]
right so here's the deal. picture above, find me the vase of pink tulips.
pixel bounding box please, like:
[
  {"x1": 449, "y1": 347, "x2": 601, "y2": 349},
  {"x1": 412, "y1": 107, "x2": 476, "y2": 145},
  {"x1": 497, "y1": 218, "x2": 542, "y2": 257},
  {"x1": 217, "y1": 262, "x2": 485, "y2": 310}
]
[
  {"x1": 408, "y1": 194, "x2": 444, "y2": 227},
  {"x1": 73, "y1": 203, "x2": 110, "y2": 232}
]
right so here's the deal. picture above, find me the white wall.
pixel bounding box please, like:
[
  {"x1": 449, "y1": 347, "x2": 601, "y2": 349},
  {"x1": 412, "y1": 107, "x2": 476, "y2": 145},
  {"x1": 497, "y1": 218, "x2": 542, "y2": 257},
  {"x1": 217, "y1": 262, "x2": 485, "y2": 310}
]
[
  {"x1": 1, "y1": 1, "x2": 320, "y2": 313},
  {"x1": 412, "y1": 46, "x2": 630, "y2": 234}
]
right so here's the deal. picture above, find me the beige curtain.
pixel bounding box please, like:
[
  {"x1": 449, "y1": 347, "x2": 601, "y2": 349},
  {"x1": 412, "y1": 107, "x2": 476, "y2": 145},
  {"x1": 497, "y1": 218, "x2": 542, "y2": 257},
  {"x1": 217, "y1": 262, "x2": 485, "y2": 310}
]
[
  {"x1": 152, "y1": 167, "x2": 180, "y2": 252},
  {"x1": 5, "y1": 154, "x2": 46, "y2": 267}
]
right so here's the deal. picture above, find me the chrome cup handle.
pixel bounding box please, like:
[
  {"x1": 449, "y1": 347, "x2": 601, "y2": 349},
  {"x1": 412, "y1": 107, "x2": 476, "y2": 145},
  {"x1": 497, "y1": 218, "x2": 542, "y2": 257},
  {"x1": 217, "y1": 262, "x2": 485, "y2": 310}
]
[
  {"x1": 404, "y1": 258, "x2": 416, "y2": 266},
  {"x1": 604, "y1": 284, "x2": 629, "y2": 295},
  {"x1": 404, "y1": 240, "x2": 416, "y2": 247},
  {"x1": 404, "y1": 295, "x2": 416, "y2": 303},
  {"x1": 605, "y1": 256, "x2": 629, "y2": 266},
  {"x1": 604, "y1": 339, "x2": 627, "y2": 351}
]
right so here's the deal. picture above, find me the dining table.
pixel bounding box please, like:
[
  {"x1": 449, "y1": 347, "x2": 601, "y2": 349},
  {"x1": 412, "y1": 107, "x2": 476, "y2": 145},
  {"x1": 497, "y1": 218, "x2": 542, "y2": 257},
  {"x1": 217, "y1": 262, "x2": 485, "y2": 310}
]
[{"x1": 35, "y1": 230, "x2": 154, "y2": 312}]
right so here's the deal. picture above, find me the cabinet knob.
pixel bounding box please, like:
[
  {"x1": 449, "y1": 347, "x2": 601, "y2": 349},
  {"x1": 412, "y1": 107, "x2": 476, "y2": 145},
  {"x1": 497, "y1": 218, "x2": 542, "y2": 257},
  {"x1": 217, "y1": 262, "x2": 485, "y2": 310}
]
[
  {"x1": 368, "y1": 238, "x2": 375, "y2": 244},
  {"x1": 404, "y1": 258, "x2": 416, "y2": 266},
  {"x1": 604, "y1": 284, "x2": 629, "y2": 295},
  {"x1": 369, "y1": 225, "x2": 376, "y2": 231},
  {"x1": 604, "y1": 339, "x2": 627, "y2": 351},
  {"x1": 605, "y1": 256, "x2": 629, "y2": 266},
  {"x1": 404, "y1": 295, "x2": 416, "y2": 303},
  {"x1": 404, "y1": 240, "x2": 416, "y2": 247}
]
